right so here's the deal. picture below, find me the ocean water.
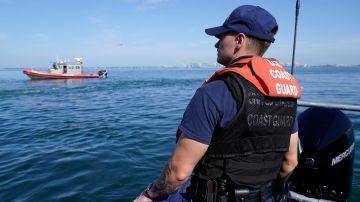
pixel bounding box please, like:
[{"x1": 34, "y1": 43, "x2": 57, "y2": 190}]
[{"x1": 0, "y1": 66, "x2": 359, "y2": 201}]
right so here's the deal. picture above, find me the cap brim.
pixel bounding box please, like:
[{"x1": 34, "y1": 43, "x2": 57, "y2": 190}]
[{"x1": 205, "y1": 26, "x2": 230, "y2": 37}]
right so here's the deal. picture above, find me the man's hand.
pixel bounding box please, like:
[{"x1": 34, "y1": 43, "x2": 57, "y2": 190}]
[
  {"x1": 132, "y1": 193, "x2": 152, "y2": 202},
  {"x1": 133, "y1": 132, "x2": 209, "y2": 201}
]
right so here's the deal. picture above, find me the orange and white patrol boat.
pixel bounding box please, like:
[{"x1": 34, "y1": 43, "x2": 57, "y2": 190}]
[{"x1": 23, "y1": 58, "x2": 107, "y2": 80}]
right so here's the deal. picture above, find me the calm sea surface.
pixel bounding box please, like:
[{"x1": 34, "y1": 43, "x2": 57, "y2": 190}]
[{"x1": 0, "y1": 66, "x2": 359, "y2": 201}]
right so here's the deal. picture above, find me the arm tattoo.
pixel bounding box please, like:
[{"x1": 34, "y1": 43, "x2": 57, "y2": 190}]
[{"x1": 152, "y1": 161, "x2": 181, "y2": 196}]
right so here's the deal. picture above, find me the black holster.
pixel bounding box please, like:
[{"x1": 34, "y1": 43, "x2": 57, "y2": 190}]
[{"x1": 186, "y1": 176, "x2": 229, "y2": 202}]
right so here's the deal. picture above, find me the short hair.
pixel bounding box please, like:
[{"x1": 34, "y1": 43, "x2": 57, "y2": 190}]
[{"x1": 246, "y1": 27, "x2": 278, "y2": 56}]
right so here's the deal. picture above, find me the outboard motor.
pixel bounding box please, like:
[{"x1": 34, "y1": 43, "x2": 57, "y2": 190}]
[
  {"x1": 289, "y1": 107, "x2": 355, "y2": 202},
  {"x1": 98, "y1": 70, "x2": 108, "y2": 78}
]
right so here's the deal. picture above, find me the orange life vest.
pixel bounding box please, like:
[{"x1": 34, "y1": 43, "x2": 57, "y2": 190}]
[
  {"x1": 176, "y1": 56, "x2": 301, "y2": 142},
  {"x1": 205, "y1": 56, "x2": 301, "y2": 99}
]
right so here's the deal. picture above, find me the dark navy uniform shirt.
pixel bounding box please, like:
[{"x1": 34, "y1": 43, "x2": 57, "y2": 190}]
[{"x1": 179, "y1": 80, "x2": 298, "y2": 144}]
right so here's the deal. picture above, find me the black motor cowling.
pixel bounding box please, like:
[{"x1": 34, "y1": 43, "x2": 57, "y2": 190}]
[
  {"x1": 98, "y1": 70, "x2": 108, "y2": 78},
  {"x1": 289, "y1": 107, "x2": 354, "y2": 201}
]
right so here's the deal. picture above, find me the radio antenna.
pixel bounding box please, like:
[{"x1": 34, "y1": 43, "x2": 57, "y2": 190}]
[{"x1": 291, "y1": 0, "x2": 300, "y2": 75}]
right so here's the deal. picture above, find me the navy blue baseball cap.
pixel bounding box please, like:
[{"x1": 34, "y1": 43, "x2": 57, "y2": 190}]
[{"x1": 205, "y1": 5, "x2": 278, "y2": 42}]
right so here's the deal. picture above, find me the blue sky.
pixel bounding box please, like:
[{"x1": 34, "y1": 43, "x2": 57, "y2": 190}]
[{"x1": 1, "y1": 0, "x2": 360, "y2": 68}]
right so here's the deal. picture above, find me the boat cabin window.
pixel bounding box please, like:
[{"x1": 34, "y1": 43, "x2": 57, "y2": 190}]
[{"x1": 52, "y1": 63, "x2": 57, "y2": 69}]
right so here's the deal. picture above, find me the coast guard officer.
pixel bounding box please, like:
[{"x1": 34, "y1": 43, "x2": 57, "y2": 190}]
[{"x1": 133, "y1": 5, "x2": 300, "y2": 202}]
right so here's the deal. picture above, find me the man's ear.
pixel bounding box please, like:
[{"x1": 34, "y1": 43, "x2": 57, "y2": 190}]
[{"x1": 235, "y1": 33, "x2": 246, "y2": 46}]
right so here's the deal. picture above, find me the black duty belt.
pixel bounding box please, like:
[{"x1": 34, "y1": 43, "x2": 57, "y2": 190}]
[
  {"x1": 234, "y1": 186, "x2": 272, "y2": 202},
  {"x1": 187, "y1": 176, "x2": 272, "y2": 202}
]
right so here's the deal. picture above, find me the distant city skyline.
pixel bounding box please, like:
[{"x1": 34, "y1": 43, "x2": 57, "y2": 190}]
[{"x1": 1, "y1": 0, "x2": 360, "y2": 68}]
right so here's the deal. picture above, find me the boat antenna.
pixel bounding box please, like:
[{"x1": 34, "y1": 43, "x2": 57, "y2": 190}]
[{"x1": 291, "y1": 0, "x2": 300, "y2": 75}]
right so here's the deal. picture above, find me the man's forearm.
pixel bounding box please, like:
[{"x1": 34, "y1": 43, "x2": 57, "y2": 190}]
[
  {"x1": 278, "y1": 167, "x2": 295, "y2": 182},
  {"x1": 278, "y1": 132, "x2": 299, "y2": 181},
  {"x1": 279, "y1": 159, "x2": 296, "y2": 177},
  {"x1": 149, "y1": 161, "x2": 186, "y2": 198},
  {"x1": 142, "y1": 134, "x2": 207, "y2": 200}
]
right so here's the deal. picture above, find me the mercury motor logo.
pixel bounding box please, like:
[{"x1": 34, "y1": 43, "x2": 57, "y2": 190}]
[{"x1": 331, "y1": 142, "x2": 355, "y2": 166}]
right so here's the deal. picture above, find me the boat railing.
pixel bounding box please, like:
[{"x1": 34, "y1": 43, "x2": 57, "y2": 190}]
[{"x1": 298, "y1": 101, "x2": 360, "y2": 112}]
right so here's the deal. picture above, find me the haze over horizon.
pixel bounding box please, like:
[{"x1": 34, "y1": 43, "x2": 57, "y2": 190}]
[{"x1": 1, "y1": 0, "x2": 360, "y2": 68}]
